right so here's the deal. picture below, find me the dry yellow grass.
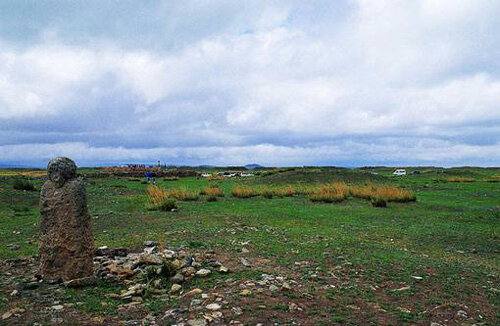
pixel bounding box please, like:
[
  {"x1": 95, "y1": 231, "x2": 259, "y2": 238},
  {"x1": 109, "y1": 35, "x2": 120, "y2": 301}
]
[
  {"x1": 201, "y1": 186, "x2": 224, "y2": 197},
  {"x1": 207, "y1": 175, "x2": 223, "y2": 181},
  {"x1": 444, "y1": 177, "x2": 475, "y2": 182},
  {"x1": 0, "y1": 170, "x2": 46, "y2": 177},
  {"x1": 309, "y1": 182, "x2": 348, "y2": 203},
  {"x1": 146, "y1": 185, "x2": 178, "y2": 210},
  {"x1": 349, "y1": 184, "x2": 416, "y2": 202},
  {"x1": 146, "y1": 185, "x2": 169, "y2": 206},
  {"x1": 230, "y1": 182, "x2": 416, "y2": 203},
  {"x1": 166, "y1": 187, "x2": 199, "y2": 201},
  {"x1": 280, "y1": 186, "x2": 296, "y2": 197},
  {"x1": 232, "y1": 186, "x2": 255, "y2": 198},
  {"x1": 147, "y1": 185, "x2": 199, "y2": 201}
]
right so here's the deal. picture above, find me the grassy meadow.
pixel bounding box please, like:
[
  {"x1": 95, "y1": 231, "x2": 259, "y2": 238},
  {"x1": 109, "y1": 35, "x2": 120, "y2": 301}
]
[{"x1": 0, "y1": 167, "x2": 499, "y2": 324}]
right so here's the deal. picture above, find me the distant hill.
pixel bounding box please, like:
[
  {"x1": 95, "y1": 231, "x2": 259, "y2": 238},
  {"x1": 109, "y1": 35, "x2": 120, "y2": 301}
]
[{"x1": 245, "y1": 163, "x2": 264, "y2": 170}]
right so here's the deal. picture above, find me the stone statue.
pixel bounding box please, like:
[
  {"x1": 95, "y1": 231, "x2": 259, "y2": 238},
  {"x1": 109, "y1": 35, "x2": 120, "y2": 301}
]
[{"x1": 39, "y1": 157, "x2": 94, "y2": 281}]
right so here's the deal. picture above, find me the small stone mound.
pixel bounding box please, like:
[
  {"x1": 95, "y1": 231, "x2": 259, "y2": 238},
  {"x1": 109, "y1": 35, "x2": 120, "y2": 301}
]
[{"x1": 94, "y1": 244, "x2": 229, "y2": 302}]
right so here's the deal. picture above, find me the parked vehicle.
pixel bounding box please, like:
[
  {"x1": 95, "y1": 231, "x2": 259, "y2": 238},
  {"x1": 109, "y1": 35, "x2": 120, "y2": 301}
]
[{"x1": 392, "y1": 169, "x2": 407, "y2": 176}]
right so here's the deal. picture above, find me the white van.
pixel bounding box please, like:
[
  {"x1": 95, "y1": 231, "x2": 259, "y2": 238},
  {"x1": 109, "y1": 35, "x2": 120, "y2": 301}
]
[{"x1": 392, "y1": 169, "x2": 407, "y2": 176}]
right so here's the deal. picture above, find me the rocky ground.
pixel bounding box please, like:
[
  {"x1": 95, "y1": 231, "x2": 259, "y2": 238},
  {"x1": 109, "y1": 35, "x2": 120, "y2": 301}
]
[{"x1": 0, "y1": 241, "x2": 496, "y2": 325}]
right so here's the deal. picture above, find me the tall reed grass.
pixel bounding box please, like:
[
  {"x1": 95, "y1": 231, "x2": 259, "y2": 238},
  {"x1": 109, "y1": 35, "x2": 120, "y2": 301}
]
[
  {"x1": 200, "y1": 185, "x2": 224, "y2": 197},
  {"x1": 444, "y1": 177, "x2": 476, "y2": 182},
  {"x1": 146, "y1": 185, "x2": 177, "y2": 211},
  {"x1": 309, "y1": 182, "x2": 348, "y2": 203},
  {"x1": 349, "y1": 184, "x2": 416, "y2": 202},
  {"x1": 232, "y1": 186, "x2": 256, "y2": 198}
]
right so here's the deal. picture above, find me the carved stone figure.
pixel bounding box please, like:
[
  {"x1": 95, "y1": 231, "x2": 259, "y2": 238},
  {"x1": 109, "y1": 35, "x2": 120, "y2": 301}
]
[{"x1": 39, "y1": 157, "x2": 94, "y2": 281}]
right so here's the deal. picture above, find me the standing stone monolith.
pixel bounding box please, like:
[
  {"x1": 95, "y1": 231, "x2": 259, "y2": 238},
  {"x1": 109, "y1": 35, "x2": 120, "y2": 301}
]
[{"x1": 39, "y1": 157, "x2": 94, "y2": 281}]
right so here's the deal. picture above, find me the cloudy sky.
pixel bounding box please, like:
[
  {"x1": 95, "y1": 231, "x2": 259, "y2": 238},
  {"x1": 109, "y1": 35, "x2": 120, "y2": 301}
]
[{"x1": 1, "y1": 0, "x2": 499, "y2": 167}]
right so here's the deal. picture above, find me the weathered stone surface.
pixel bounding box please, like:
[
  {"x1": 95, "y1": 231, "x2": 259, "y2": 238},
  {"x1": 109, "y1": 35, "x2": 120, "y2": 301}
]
[{"x1": 39, "y1": 157, "x2": 94, "y2": 281}]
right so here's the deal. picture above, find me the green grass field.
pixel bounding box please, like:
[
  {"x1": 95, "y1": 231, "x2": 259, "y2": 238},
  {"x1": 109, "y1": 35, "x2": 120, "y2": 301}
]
[{"x1": 0, "y1": 167, "x2": 499, "y2": 324}]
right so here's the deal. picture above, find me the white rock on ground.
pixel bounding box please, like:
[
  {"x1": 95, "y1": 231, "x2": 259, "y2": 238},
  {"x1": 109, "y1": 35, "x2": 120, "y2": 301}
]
[
  {"x1": 206, "y1": 303, "x2": 221, "y2": 311},
  {"x1": 196, "y1": 269, "x2": 211, "y2": 277}
]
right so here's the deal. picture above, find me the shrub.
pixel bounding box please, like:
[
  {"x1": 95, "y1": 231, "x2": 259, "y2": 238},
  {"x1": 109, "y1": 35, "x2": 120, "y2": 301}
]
[
  {"x1": 201, "y1": 186, "x2": 224, "y2": 197},
  {"x1": 309, "y1": 183, "x2": 348, "y2": 203},
  {"x1": 232, "y1": 186, "x2": 255, "y2": 198},
  {"x1": 371, "y1": 197, "x2": 387, "y2": 207},
  {"x1": 206, "y1": 196, "x2": 218, "y2": 202},
  {"x1": 128, "y1": 178, "x2": 141, "y2": 182},
  {"x1": 13, "y1": 179, "x2": 36, "y2": 191},
  {"x1": 164, "y1": 177, "x2": 179, "y2": 181}
]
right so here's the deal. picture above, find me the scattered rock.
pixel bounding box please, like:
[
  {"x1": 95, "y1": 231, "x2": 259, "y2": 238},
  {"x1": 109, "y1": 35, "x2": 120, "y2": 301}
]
[
  {"x1": 397, "y1": 307, "x2": 411, "y2": 314},
  {"x1": 240, "y1": 289, "x2": 252, "y2": 296},
  {"x1": 187, "y1": 319, "x2": 206, "y2": 326},
  {"x1": 181, "y1": 266, "x2": 197, "y2": 277},
  {"x1": 219, "y1": 266, "x2": 229, "y2": 273},
  {"x1": 171, "y1": 284, "x2": 182, "y2": 293},
  {"x1": 288, "y1": 302, "x2": 299, "y2": 311},
  {"x1": 10, "y1": 289, "x2": 18, "y2": 296},
  {"x1": 170, "y1": 272, "x2": 185, "y2": 284},
  {"x1": 411, "y1": 276, "x2": 423, "y2": 281},
  {"x1": 63, "y1": 276, "x2": 97, "y2": 288},
  {"x1": 196, "y1": 269, "x2": 211, "y2": 277},
  {"x1": 457, "y1": 310, "x2": 468, "y2": 318},
  {"x1": 183, "y1": 288, "x2": 203, "y2": 298},
  {"x1": 143, "y1": 247, "x2": 157, "y2": 254},
  {"x1": 95, "y1": 246, "x2": 110, "y2": 256},
  {"x1": 143, "y1": 241, "x2": 159, "y2": 247},
  {"x1": 206, "y1": 303, "x2": 221, "y2": 311},
  {"x1": 393, "y1": 286, "x2": 410, "y2": 292},
  {"x1": 269, "y1": 284, "x2": 279, "y2": 292},
  {"x1": 240, "y1": 258, "x2": 251, "y2": 267},
  {"x1": 2, "y1": 312, "x2": 12, "y2": 320},
  {"x1": 51, "y1": 305, "x2": 64, "y2": 311}
]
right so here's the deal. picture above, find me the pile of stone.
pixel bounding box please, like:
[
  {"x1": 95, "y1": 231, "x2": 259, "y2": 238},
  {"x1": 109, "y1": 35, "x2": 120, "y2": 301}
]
[{"x1": 93, "y1": 241, "x2": 229, "y2": 303}]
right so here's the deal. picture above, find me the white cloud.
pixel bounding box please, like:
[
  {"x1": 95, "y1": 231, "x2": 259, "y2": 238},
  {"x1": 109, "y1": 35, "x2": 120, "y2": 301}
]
[{"x1": 0, "y1": 1, "x2": 499, "y2": 166}]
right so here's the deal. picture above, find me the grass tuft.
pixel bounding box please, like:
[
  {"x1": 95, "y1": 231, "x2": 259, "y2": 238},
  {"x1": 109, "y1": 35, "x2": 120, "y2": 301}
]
[
  {"x1": 309, "y1": 183, "x2": 348, "y2": 203},
  {"x1": 444, "y1": 177, "x2": 475, "y2": 182},
  {"x1": 13, "y1": 179, "x2": 36, "y2": 191},
  {"x1": 350, "y1": 184, "x2": 416, "y2": 202},
  {"x1": 201, "y1": 185, "x2": 224, "y2": 197},
  {"x1": 232, "y1": 186, "x2": 256, "y2": 198},
  {"x1": 146, "y1": 186, "x2": 178, "y2": 211}
]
